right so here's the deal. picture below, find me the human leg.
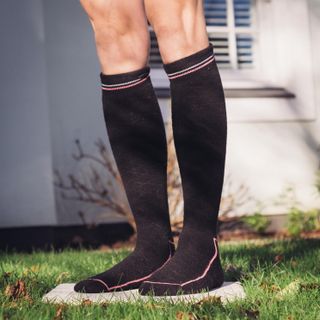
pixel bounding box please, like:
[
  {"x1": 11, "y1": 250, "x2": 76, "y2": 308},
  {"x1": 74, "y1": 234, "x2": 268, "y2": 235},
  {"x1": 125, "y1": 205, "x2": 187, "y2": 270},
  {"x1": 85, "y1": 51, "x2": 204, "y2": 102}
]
[
  {"x1": 139, "y1": 0, "x2": 227, "y2": 295},
  {"x1": 74, "y1": 0, "x2": 174, "y2": 293}
]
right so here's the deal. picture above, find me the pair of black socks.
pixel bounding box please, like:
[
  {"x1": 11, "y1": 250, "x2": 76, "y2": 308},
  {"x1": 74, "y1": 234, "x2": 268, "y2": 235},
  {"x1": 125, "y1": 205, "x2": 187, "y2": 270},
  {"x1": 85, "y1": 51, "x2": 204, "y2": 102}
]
[{"x1": 74, "y1": 43, "x2": 227, "y2": 296}]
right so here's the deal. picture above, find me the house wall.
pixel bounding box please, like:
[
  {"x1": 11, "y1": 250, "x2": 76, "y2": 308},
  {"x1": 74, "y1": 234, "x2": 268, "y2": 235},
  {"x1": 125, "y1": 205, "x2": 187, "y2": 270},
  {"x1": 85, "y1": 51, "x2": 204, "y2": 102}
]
[
  {"x1": 160, "y1": 0, "x2": 320, "y2": 216},
  {"x1": 0, "y1": 1, "x2": 57, "y2": 227},
  {"x1": 0, "y1": 0, "x2": 319, "y2": 228},
  {"x1": 41, "y1": 1, "x2": 113, "y2": 225},
  {"x1": 225, "y1": 0, "x2": 320, "y2": 215}
]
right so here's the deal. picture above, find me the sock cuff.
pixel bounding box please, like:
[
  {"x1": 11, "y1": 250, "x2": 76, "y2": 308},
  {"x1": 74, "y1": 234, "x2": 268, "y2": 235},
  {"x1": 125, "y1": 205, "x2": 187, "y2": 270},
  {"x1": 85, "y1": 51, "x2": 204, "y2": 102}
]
[
  {"x1": 163, "y1": 43, "x2": 215, "y2": 80},
  {"x1": 100, "y1": 66, "x2": 150, "y2": 91}
]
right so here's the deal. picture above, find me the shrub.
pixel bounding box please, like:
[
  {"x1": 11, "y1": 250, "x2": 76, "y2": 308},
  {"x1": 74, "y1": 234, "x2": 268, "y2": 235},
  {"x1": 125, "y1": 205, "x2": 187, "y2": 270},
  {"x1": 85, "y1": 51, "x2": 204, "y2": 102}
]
[
  {"x1": 287, "y1": 207, "x2": 320, "y2": 237},
  {"x1": 316, "y1": 170, "x2": 320, "y2": 194},
  {"x1": 242, "y1": 212, "x2": 270, "y2": 233}
]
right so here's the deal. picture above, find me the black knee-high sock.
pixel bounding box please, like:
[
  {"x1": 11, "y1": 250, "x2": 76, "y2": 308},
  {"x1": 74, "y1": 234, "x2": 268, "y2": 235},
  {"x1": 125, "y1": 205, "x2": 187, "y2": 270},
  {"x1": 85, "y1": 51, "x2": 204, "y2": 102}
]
[
  {"x1": 139, "y1": 43, "x2": 227, "y2": 295},
  {"x1": 74, "y1": 66, "x2": 174, "y2": 293}
]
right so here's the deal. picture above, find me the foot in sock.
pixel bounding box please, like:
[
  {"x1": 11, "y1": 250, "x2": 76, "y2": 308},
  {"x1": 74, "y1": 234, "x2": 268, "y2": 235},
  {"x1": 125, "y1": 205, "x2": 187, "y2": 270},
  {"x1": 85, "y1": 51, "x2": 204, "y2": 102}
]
[
  {"x1": 139, "y1": 43, "x2": 227, "y2": 296},
  {"x1": 74, "y1": 66, "x2": 174, "y2": 293},
  {"x1": 139, "y1": 231, "x2": 224, "y2": 296},
  {"x1": 74, "y1": 239, "x2": 174, "y2": 293}
]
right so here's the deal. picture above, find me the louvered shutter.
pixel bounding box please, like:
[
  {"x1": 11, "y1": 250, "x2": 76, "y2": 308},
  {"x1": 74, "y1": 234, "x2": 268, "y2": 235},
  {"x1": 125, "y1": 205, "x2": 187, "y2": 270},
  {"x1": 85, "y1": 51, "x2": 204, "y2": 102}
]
[
  {"x1": 204, "y1": 0, "x2": 227, "y2": 26},
  {"x1": 234, "y1": 0, "x2": 254, "y2": 68},
  {"x1": 149, "y1": 0, "x2": 255, "y2": 70}
]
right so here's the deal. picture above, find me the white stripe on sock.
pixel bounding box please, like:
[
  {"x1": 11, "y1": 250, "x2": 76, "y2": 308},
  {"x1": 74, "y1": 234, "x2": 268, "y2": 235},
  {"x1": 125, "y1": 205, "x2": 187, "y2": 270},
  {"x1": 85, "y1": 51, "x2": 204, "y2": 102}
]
[
  {"x1": 101, "y1": 77, "x2": 144, "y2": 88},
  {"x1": 166, "y1": 54, "x2": 214, "y2": 77}
]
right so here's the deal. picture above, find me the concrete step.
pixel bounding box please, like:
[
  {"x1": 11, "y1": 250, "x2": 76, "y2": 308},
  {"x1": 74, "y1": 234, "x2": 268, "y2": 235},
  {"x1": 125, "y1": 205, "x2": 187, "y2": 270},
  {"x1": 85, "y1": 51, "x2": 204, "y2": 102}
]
[{"x1": 42, "y1": 281, "x2": 245, "y2": 305}]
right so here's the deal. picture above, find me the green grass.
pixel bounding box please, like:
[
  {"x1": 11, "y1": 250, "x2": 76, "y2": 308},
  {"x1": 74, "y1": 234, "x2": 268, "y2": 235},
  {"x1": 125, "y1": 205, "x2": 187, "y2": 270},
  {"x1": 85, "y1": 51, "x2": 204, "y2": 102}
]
[{"x1": 1, "y1": 239, "x2": 319, "y2": 319}]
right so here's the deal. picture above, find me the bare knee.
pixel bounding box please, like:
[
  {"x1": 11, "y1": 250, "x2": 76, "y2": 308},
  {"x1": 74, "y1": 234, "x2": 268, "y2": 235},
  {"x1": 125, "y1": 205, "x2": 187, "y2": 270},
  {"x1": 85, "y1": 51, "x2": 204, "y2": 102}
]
[
  {"x1": 80, "y1": 0, "x2": 149, "y2": 74},
  {"x1": 145, "y1": 0, "x2": 209, "y2": 63}
]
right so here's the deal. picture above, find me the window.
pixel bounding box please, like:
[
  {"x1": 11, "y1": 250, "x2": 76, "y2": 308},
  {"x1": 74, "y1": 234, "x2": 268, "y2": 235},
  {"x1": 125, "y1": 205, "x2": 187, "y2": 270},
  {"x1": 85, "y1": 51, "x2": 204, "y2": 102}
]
[
  {"x1": 149, "y1": 0, "x2": 257, "y2": 70},
  {"x1": 150, "y1": 0, "x2": 315, "y2": 122}
]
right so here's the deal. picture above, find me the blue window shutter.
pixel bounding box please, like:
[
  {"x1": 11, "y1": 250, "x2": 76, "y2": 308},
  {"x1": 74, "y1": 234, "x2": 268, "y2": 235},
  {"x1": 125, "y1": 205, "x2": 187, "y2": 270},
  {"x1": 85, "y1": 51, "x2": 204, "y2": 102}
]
[{"x1": 149, "y1": 0, "x2": 254, "y2": 70}]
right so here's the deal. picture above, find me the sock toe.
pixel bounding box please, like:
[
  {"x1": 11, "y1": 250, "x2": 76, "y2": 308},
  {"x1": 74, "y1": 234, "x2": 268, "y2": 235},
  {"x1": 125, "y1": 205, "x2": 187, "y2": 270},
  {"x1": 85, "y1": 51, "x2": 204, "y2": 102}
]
[{"x1": 74, "y1": 279, "x2": 108, "y2": 293}]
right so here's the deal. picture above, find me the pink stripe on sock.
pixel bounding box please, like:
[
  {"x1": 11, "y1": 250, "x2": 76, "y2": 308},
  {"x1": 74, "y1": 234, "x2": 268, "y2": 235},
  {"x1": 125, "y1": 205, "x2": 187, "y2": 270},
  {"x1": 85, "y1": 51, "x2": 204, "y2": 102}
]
[
  {"x1": 101, "y1": 76, "x2": 149, "y2": 91},
  {"x1": 90, "y1": 250, "x2": 172, "y2": 291},
  {"x1": 168, "y1": 57, "x2": 215, "y2": 80},
  {"x1": 89, "y1": 278, "x2": 110, "y2": 290},
  {"x1": 107, "y1": 253, "x2": 172, "y2": 290},
  {"x1": 143, "y1": 237, "x2": 218, "y2": 287},
  {"x1": 167, "y1": 54, "x2": 214, "y2": 77},
  {"x1": 102, "y1": 77, "x2": 143, "y2": 88},
  {"x1": 181, "y1": 238, "x2": 218, "y2": 287}
]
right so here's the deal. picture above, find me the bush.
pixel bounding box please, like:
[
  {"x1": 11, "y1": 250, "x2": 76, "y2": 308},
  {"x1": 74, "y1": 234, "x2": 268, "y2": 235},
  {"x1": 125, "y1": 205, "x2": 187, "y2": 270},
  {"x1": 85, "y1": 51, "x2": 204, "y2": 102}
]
[
  {"x1": 316, "y1": 170, "x2": 320, "y2": 194},
  {"x1": 242, "y1": 212, "x2": 270, "y2": 233},
  {"x1": 287, "y1": 207, "x2": 320, "y2": 237}
]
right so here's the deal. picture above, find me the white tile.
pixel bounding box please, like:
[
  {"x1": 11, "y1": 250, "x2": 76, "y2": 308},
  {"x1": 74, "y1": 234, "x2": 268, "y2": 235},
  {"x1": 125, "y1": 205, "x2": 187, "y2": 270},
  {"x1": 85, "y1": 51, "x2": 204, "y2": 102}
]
[{"x1": 42, "y1": 282, "x2": 245, "y2": 305}]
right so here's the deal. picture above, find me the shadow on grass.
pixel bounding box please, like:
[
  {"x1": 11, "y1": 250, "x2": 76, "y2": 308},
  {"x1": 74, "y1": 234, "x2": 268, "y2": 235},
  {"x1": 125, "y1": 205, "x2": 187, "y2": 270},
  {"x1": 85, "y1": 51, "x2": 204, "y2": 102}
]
[{"x1": 221, "y1": 238, "x2": 320, "y2": 281}]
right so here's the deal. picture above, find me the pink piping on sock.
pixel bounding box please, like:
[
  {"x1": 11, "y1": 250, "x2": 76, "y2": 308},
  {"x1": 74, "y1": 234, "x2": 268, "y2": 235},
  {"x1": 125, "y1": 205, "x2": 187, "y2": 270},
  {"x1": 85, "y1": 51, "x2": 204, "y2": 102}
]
[
  {"x1": 101, "y1": 76, "x2": 149, "y2": 91},
  {"x1": 89, "y1": 278, "x2": 110, "y2": 291},
  {"x1": 89, "y1": 246, "x2": 173, "y2": 291},
  {"x1": 102, "y1": 77, "x2": 144, "y2": 88},
  {"x1": 143, "y1": 237, "x2": 218, "y2": 287},
  {"x1": 168, "y1": 57, "x2": 215, "y2": 80},
  {"x1": 167, "y1": 54, "x2": 214, "y2": 77}
]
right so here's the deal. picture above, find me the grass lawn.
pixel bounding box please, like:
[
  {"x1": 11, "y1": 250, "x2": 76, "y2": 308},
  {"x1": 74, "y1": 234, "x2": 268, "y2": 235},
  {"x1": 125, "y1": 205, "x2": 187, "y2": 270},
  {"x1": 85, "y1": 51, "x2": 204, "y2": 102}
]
[{"x1": 1, "y1": 238, "x2": 319, "y2": 319}]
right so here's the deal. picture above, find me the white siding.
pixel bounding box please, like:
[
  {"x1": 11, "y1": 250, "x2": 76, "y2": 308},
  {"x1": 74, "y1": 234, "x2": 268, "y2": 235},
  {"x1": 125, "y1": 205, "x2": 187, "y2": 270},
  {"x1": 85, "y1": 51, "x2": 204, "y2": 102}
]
[
  {"x1": 0, "y1": 0, "x2": 319, "y2": 227},
  {"x1": 0, "y1": 1, "x2": 56, "y2": 227}
]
